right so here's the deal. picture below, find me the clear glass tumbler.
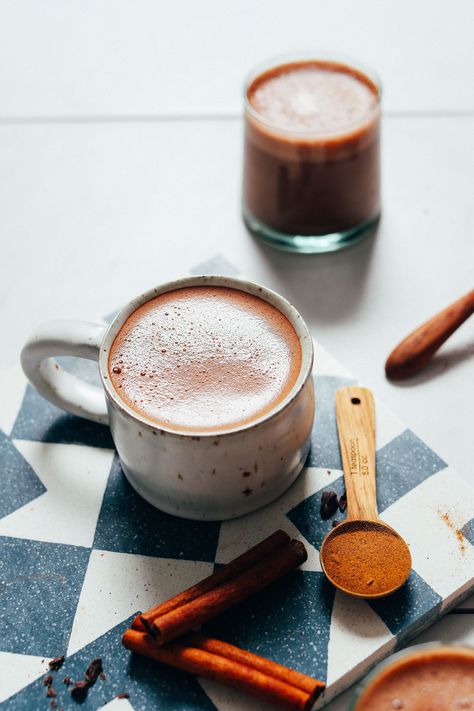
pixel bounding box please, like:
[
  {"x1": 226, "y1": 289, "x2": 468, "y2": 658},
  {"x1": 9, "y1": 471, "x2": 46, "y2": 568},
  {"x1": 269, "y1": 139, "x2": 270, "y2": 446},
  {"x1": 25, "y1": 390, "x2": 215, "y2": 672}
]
[
  {"x1": 242, "y1": 55, "x2": 382, "y2": 253},
  {"x1": 349, "y1": 643, "x2": 474, "y2": 710}
]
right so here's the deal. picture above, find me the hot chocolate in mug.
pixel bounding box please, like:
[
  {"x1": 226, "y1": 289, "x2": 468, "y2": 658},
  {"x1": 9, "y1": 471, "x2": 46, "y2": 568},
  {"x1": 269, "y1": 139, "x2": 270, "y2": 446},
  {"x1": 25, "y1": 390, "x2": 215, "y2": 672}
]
[{"x1": 21, "y1": 276, "x2": 315, "y2": 520}]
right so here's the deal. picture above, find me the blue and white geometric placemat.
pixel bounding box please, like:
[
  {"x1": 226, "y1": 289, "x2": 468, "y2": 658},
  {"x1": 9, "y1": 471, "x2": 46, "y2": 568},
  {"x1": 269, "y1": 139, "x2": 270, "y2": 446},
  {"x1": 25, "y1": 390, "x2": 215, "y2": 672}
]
[{"x1": 1, "y1": 255, "x2": 473, "y2": 710}]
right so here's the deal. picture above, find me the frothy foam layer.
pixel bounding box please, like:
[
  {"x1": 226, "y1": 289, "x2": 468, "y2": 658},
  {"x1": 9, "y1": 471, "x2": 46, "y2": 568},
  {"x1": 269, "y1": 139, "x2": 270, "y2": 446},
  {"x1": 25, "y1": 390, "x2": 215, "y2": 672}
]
[
  {"x1": 248, "y1": 61, "x2": 377, "y2": 133},
  {"x1": 357, "y1": 648, "x2": 474, "y2": 711},
  {"x1": 109, "y1": 286, "x2": 302, "y2": 432}
]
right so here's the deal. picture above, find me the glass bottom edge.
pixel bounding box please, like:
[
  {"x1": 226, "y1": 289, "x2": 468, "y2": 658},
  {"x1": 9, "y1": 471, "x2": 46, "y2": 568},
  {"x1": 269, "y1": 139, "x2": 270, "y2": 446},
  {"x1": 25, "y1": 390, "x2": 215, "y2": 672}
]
[{"x1": 243, "y1": 208, "x2": 381, "y2": 254}]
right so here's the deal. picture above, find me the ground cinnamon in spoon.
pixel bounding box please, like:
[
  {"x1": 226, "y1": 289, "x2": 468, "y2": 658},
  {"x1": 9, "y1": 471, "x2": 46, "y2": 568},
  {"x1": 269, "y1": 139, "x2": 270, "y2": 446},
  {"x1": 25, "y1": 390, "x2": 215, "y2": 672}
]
[{"x1": 321, "y1": 522, "x2": 411, "y2": 596}]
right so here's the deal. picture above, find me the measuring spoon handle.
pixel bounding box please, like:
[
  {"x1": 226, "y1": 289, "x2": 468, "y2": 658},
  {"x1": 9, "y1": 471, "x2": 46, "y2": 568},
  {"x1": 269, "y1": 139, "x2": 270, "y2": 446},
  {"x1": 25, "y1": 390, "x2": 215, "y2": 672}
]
[{"x1": 335, "y1": 387, "x2": 378, "y2": 522}]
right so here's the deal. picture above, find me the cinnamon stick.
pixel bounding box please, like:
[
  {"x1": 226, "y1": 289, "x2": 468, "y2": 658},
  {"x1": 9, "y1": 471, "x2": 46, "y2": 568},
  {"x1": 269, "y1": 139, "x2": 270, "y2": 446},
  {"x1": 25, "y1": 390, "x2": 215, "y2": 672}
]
[
  {"x1": 122, "y1": 629, "x2": 322, "y2": 711},
  {"x1": 139, "y1": 529, "x2": 290, "y2": 632},
  {"x1": 185, "y1": 632, "x2": 324, "y2": 698},
  {"x1": 148, "y1": 539, "x2": 307, "y2": 644},
  {"x1": 131, "y1": 615, "x2": 147, "y2": 632}
]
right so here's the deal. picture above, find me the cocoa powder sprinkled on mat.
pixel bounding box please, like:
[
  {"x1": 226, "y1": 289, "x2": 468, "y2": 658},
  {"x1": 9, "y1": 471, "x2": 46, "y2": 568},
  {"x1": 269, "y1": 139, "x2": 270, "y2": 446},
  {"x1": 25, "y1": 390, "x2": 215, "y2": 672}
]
[{"x1": 439, "y1": 511, "x2": 466, "y2": 554}]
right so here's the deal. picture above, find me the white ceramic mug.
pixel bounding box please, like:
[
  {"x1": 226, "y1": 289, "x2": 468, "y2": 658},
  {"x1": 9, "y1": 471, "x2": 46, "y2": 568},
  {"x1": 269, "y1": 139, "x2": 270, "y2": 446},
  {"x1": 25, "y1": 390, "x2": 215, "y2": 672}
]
[{"x1": 21, "y1": 275, "x2": 315, "y2": 521}]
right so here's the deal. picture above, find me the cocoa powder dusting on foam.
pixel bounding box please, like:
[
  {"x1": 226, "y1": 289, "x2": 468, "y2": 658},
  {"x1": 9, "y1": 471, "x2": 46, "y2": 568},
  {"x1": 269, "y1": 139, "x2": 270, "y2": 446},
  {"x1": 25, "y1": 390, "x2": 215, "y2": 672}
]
[
  {"x1": 248, "y1": 61, "x2": 377, "y2": 134},
  {"x1": 109, "y1": 286, "x2": 302, "y2": 432}
]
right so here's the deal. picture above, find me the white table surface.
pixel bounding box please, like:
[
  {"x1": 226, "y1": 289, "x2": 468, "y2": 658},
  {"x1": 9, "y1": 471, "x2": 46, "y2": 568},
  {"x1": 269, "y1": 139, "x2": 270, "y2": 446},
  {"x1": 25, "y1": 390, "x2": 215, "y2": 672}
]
[{"x1": 1, "y1": 2, "x2": 473, "y2": 708}]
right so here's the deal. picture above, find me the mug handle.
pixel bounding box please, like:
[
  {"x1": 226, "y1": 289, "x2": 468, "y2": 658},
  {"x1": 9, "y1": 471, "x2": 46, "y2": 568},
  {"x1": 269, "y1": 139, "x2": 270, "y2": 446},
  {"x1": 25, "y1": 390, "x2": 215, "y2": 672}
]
[{"x1": 20, "y1": 320, "x2": 109, "y2": 425}]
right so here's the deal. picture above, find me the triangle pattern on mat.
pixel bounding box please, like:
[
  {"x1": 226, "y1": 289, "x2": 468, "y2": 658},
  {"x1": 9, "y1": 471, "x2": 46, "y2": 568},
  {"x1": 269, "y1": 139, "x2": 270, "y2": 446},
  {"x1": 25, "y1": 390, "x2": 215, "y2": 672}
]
[
  {"x1": 2, "y1": 617, "x2": 217, "y2": 711},
  {"x1": 0, "y1": 651, "x2": 49, "y2": 704},
  {"x1": 0, "y1": 430, "x2": 45, "y2": 520},
  {"x1": 67, "y1": 550, "x2": 214, "y2": 655},
  {"x1": 0, "y1": 441, "x2": 114, "y2": 547}
]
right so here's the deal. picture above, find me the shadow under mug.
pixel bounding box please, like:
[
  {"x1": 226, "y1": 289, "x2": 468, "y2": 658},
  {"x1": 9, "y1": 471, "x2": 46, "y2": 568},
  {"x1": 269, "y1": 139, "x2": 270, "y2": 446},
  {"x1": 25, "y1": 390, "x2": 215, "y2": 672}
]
[{"x1": 21, "y1": 275, "x2": 315, "y2": 521}]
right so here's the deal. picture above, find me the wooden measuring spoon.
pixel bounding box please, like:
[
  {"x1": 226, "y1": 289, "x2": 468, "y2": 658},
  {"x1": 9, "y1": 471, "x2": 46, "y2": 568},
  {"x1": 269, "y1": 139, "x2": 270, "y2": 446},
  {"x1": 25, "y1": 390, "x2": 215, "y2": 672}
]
[
  {"x1": 320, "y1": 387, "x2": 411, "y2": 598},
  {"x1": 385, "y1": 288, "x2": 474, "y2": 380}
]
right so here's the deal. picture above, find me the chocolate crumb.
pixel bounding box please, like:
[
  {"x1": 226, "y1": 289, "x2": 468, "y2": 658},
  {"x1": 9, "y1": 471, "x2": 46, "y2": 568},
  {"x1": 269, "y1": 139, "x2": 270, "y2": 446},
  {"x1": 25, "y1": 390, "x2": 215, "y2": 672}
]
[
  {"x1": 46, "y1": 688, "x2": 57, "y2": 698},
  {"x1": 70, "y1": 657, "x2": 103, "y2": 701},
  {"x1": 48, "y1": 656, "x2": 65, "y2": 671},
  {"x1": 43, "y1": 675, "x2": 53, "y2": 687},
  {"x1": 339, "y1": 492, "x2": 347, "y2": 513},
  {"x1": 50, "y1": 701, "x2": 57, "y2": 709},
  {"x1": 71, "y1": 680, "x2": 90, "y2": 701},
  {"x1": 320, "y1": 491, "x2": 338, "y2": 519},
  {"x1": 99, "y1": 672, "x2": 106, "y2": 681},
  {"x1": 116, "y1": 692, "x2": 130, "y2": 699},
  {"x1": 332, "y1": 520, "x2": 339, "y2": 528},
  {"x1": 63, "y1": 676, "x2": 71, "y2": 686},
  {"x1": 85, "y1": 658, "x2": 103, "y2": 685}
]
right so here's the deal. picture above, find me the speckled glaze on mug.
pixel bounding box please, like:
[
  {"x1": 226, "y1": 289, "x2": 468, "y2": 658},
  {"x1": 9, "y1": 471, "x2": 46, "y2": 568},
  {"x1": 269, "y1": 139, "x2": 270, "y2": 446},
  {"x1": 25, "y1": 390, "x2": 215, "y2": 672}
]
[{"x1": 21, "y1": 275, "x2": 315, "y2": 520}]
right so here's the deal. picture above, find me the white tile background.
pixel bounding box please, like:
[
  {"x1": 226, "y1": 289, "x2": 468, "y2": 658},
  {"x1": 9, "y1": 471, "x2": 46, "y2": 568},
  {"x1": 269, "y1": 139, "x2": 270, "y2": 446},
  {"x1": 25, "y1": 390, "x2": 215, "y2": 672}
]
[
  {"x1": 0, "y1": 1, "x2": 473, "y2": 708},
  {"x1": 0, "y1": 0, "x2": 473, "y2": 117}
]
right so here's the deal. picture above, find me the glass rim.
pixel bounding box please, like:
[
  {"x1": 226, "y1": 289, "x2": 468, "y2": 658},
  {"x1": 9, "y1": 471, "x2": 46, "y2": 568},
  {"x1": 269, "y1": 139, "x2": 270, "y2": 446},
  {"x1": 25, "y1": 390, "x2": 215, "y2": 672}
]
[
  {"x1": 348, "y1": 642, "x2": 474, "y2": 710},
  {"x1": 243, "y1": 52, "x2": 382, "y2": 139}
]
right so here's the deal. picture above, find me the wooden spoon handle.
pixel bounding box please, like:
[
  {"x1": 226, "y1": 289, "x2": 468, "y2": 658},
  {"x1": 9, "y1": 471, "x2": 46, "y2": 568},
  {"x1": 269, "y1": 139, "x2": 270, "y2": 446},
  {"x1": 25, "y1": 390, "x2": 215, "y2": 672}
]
[
  {"x1": 335, "y1": 387, "x2": 378, "y2": 522},
  {"x1": 385, "y1": 289, "x2": 474, "y2": 380}
]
